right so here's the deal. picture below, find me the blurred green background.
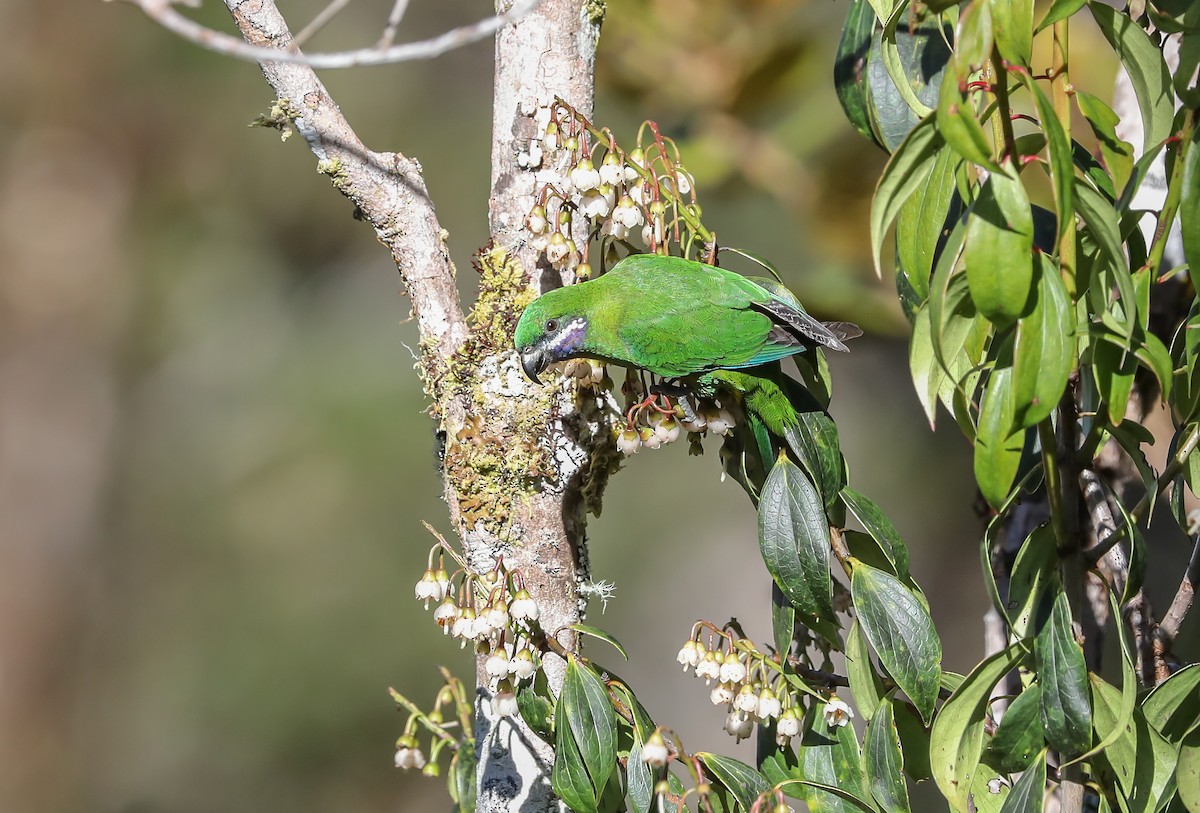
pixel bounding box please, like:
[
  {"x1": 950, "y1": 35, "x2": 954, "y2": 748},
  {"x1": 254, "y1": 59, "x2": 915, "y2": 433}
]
[{"x1": 2, "y1": 1, "x2": 1178, "y2": 811}]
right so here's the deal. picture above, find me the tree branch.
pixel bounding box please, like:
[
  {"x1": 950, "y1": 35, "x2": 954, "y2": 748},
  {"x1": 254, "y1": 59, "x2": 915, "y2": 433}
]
[
  {"x1": 136, "y1": 0, "x2": 540, "y2": 68},
  {"x1": 219, "y1": 0, "x2": 468, "y2": 367}
]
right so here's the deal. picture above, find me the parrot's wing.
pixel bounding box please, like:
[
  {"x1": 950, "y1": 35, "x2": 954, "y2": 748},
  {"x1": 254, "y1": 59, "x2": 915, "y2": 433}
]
[{"x1": 752, "y1": 299, "x2": 854, "y2": 353}]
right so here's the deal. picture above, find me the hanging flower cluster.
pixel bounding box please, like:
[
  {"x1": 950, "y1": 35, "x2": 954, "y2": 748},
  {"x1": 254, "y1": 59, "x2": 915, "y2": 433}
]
[
  {"x1": 414, "y1": 524, "x2": 544, "y2": 716},
  {"x1": 388, "y1": 672, "x2": 473, "y2": 777},
  {"x1": 523, "y1": 100, "x2": 709, "y2": 278},
  {"x1": 614, "y1": 378, "x2": 736, "y2": 457},
  {"x1": 676, "y1": 623, "x2": 852, "y2": 746}
]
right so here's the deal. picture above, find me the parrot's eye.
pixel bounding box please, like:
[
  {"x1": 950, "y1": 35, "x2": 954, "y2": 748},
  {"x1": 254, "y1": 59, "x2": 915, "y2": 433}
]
[{"x1": 545, "y1": 319, "x2": 559, "y2": 332}]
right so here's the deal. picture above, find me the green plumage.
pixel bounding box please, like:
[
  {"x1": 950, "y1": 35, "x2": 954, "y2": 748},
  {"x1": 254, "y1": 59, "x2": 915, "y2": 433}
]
[
  {"x1": 514, "y1": 254, "x2": 851, "y2": 379},
  {"x1": 514, "y1": 253, "x2": 857, "y2": 493}
]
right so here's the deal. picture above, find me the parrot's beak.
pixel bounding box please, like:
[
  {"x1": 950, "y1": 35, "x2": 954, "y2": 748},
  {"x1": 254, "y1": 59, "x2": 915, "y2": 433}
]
[{"x1": 520, "y1": 347, "x2": 545, "y2": 384}]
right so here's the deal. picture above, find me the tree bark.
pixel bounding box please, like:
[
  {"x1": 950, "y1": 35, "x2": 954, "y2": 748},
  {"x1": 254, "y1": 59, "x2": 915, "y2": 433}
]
[{"x1": 222, "y1": 2, "x2": 612, "y2": 809}]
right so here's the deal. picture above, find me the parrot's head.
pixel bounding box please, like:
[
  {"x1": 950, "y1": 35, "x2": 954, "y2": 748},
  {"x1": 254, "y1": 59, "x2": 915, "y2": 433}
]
[{"x1": 514, "y1": 288, "x2": 591, "y2": 384}]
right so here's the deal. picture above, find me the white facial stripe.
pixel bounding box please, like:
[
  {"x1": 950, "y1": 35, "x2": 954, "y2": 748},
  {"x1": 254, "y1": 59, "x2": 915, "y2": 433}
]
[{"x1": 546, "y1": 317, "x2": 587, "y2": 355}]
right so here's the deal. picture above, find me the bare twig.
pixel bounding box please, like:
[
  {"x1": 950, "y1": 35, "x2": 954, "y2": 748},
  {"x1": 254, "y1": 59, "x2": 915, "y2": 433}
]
[
  {"x1": 378, "y1": 0, "x2": 413, "y2": 49},
  {"x1": 1159, "y1": 531, "x2": 1200, "y2": 644},
  {"x1": 217, "y1": 0, "x2": 468, "y2": 364},
  {"x1": 1086, "y1": 422, "x2": 1200, "y2": 564},
  {"x1": 135, "y1": 0, "x2": 540, "y2": 68},
  {"x1": 292, "y1": 0, "x2": 352, "y2": 47}
]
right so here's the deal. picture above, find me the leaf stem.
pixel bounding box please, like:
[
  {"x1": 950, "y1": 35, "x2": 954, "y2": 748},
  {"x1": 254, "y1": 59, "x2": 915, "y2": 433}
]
[{"x1": 990, "y1": 49, "x2": 1018, "y2": 163}]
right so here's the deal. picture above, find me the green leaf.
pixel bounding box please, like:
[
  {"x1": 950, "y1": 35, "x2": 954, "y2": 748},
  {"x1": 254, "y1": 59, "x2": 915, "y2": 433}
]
[
  {"x1": 937, "y1": 67, "x2": 1002, "y2": 171},
  {"x1": 784, "y1": 406, "x2": 845, "y2": 510},
  {"x1": 835, "y1": 0, "x2": 886, "y2": 150},
  {"x1": 910, "y1": 303, "x2": 944, "y2": 428},
  {"x1": 772, "y1": 584, "x2": 797, "y2": 664},
  {"x1": 1007, "y1": 524, "x2": 1058, "y2": 638},
  {"x1": 997, "y1": 752, "x2": 1046, "y2": 813},
  {"x1": 872, "y1": 117, "x2": 946, "y2": 276},
  {"x1": 758, "y1": 456, "x2": 835, "y2": 625},
  {"x1": 1063, "y1": 590, "x2": 1137, "y2": 768},
  {"x1": 957, "y1": 0, "x2": 994, "y2": 69},
  {"x1": 965, "y1": 164, "x2": 1036, "y2": 324},
  {"x1": 847, "y1": 618, "x2": 887, "y2": 721},
  {"x1": 992, "y1": 0, "x2": 1034, "y2": 66},
  {"x1": 974, "y1": 368, "x2": 1024, "y2": 508},
  {"x1": 794, "y1": 702, "x2": 872, "y2": 812},
  {"x1": 1036, "y1": 0, "x2": 1087, "y2": 30},
  {"x1": 1076, "y1": 181, "x2": 1131, "y2": 291},
  {"x1": 1016, "y1": 73, "x2": 1074, "y2": 244},
  {"x1": 1077, "y1": 90, "x2": 1135, "y2": 193},
  {"x1": 1183, "y1": 122, "x2": 1200, "y2": 296},
  {"x1": 864, "y1": 700, "x2": 911, "y2": 813},
  {"x1": 1092, "y1": 335, "x2": 1139, "y2": 426},
  {"x1": 1034, "y1": 586, "x2": 1092, "y2": 756},
  {"x1": 930, "y1": 642, "x2": 1025, "y2": 813},
  {"x1": 985, "y1": 684, "x2": 1045, "y2": 772},
  {"x1": 1012, "y1": 257, "x2": 1073, "y2": 428},
  {"x1": 851, "y1": 561, "x2": 942, "y2": 723},
  {"x1": 609, "y1": 683, "x2": 656, "y2": 813},
  {"x1": 450, "y1": 743, "x2": 477, "y2": 813},
  {"x1": 552, "y1": 656, "x2": 617, "y2": 813},
  {"x1": 567, "y1": 624, "x2": 628, "y2": 660},
  {"x1": 894, "y1": 703, "x2": 933, "y2": 781},
  {"x1": 697, "y1": 753, "x2": 771, "y2": 812},
  {"x1": 1180, "y1": 728, "x2": 1200, "y2": 813},
  {"x1": 1143, "y1": 663, "x2": 1200, "y2": 743},
  {"x1": 880, "y1": 3, "x2": 935, "y2": 120},
  {"x1": 517, "y1": 677, "x2": 554, "y2": 739},
  {"x1": 1089, "y1": 2, "x2": 1175, "y2": 154},
  {"x1": 841, "y1": 486, "x2": 911, "y2": 579},
  {"x1": 1091, "y1": 674, "x2": 1178, "y2": 813},
  {"x1": 896, "y1": 145, "x2": 963, "y2": 299}
]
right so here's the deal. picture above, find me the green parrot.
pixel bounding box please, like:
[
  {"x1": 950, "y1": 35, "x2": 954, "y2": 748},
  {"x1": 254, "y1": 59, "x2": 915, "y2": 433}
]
[{"x1": 514, "y1": 254, "x2": 858, "y2": 489}]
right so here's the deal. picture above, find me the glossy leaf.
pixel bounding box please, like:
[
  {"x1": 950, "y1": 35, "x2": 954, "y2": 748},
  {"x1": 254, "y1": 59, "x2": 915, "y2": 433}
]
[
  {"x1": 864, "y1": 700, "x2": 911, "y2": 813},
  {"x1": 795, "y1": 702, "x2": 872, "y2": 812},
  {"x1": 896, "y1": 145, "x2": 962, "y2": 299},
  {"x1": 965, "y1": 165, "x2": 1035, "y2": 324},
  {"x1": 1034, "y1": 587, "x2": 1092, "y2": 756},
  {"x1": 974, "y1": 368, "x2": 1023, "y2": 508},
  {"x1": 1007, "y1": 524, "x2": 1057, "y2": 638},
  {"x1": 772, "y1": 584, "x2": 796, "y2": 664},
  {"x1": 956, "y1": 0, "x2": 994, "y2": 70},
  {"x1": 992, "y1": 0, "x2": 1034, "y2": 66},
  {"x1": 1018, "y1": 73, "x2": 1074, "y2": 243},
  {"x1": 552, "y1": 656, "x2": 617, "y2": 813},
  {"x1": 985, "y1": 683, "x2": 1045, "y2": 772},
  {"x1": 1183, "y1": 122, "x2": 1200, "y2": 296},
  {"x1": 1012, "y1": 256, "x2": 1073, "y2": 428},
  {"x1": 851, "y1": 561, "x2": 942, "y2": 723},
  {"x1": 1077, "y1": 90, "x2": 1135, "y2": 194},
  {"x1": 568, "y1": 624, "x2": 628, "y2": 660},
  {"x1": 1064, "y1": 590, "x2": 1138, "y2": 768},
  {"x1": 834, "y1": 0, "x2": 884, "y2": 149},
  {"x1": 1090, "y1": 2, "x2": 1175, "y2": 153},
  {"x1": 997, "y1": 752, "x2": 1046, "y2": 813},
  {"x1": 1091, "y1": 675, "x2": 1178, "y2": 813},
  {"x1": 868, "y1": 10, "x2": 953, "y2": 150},
  {"x1": 1092, "y1": 335, "x2": 1138, "y2": 426},
  {"x1": 1143, "y1": 663, "x2": 1200, "y2": 743},
  {"x1": 1037, "y1": 0, "x2": 1087, "y2": 30},
  {"x1": 841, "y1": 486, "x2": 911, "y2": 578},
  {"x1": 758, "y1": 456, "x2": 834, "y2": 624},
  {"x1": 1180, "y1": 728, "x2": 1200, "y2": 813},
  {"x1": 847, "y1": 619, "x2": 887, "y2": 721},
  {"x1": 872, "y1": 117, "x2": 946, "y2": 276},
  {"x1": 907, "y1": 304, "x2": 945, "y2": 429},
  {"x1": 930, "y1": 642, "x2": 1025, "y2": 813},
  {"x1": 784, "y1": 406, "x2": 845, "y2": 510},
  {"x1": 697, "y1": 753, "x2": 771, "y2": 812},
  {"x1": 938, "y1": 68, "x2": 1001, "y2": 170}
]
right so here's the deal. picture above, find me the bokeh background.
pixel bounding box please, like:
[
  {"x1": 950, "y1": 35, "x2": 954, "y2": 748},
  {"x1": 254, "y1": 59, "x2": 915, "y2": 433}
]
[{"x1": 0, "y1": 1, "x2": 1187, "y2": 811}]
